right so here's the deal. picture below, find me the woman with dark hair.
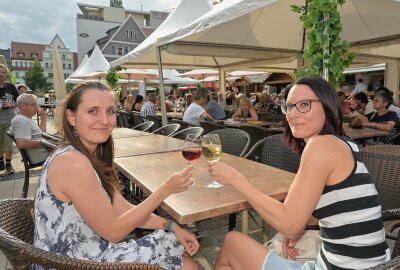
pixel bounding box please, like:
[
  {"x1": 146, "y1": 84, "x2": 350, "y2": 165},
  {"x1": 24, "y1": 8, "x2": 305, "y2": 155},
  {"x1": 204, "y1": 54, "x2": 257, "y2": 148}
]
[
  {"x1": 351, "y1": 92, "x2": 373, "y2": 115},
  {"x1": 209, "y1": 76, "x2": 389, "y2": 270},
  {"x1": 132, "y1": 94, "x2": 144, "y2": 111},
  {"x1": 33, "y1": 82, "x2": 199, "y2": 270}
]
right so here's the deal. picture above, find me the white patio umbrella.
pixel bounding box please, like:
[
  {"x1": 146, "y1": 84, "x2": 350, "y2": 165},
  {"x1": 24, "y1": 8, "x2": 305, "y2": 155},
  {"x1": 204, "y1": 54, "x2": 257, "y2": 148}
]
[
  {"x1": 177, "y1": 69, "x2": 218, "y2": 81},
  {"x1": 51, "y1": 45, "x2": 67, "y2": 133},
  {"x1": 118, "y1": 69, "x2": 160, "y2": 81}
]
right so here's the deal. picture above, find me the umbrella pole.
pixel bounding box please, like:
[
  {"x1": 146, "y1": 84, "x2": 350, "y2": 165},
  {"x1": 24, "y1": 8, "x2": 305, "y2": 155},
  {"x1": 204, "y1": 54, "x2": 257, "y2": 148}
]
[{"x1": 156, "y1": 46, "x2": 167, "y2": 126}]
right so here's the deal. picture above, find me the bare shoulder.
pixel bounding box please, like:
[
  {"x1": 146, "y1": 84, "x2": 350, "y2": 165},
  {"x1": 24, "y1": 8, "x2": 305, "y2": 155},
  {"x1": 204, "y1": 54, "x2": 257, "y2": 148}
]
[
  {"x1": 303, "y1": 135, "x2": 347, "y2": 163},
  {"x1": 48, "y1": 148, "x2": 93, "y2": 176}
]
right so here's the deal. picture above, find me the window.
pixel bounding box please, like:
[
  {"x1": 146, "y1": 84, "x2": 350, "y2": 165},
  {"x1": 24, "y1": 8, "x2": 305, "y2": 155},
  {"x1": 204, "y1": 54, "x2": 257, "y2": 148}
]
[
  {"x1": 24, "y1": 62, "x2": 28, "y2": 67},
  {"x1": 45, "y1": 63, "x2": 49, "y2": 68},
  {"x1": 68, "y1": 64, "x2": 72, "y2": 69},
  {"x1": 118, "y1": 47, "x2": 123, "y2": 55},
  {"x1": 111, "y1": 46, "x2": 116, "y2": 55},
  {"x1": 15, "y1": 72, "x2": 19, "y2": 78},
  {"x1": 48, "y1": 73, "x2": 53, "y2": 78},
  {"x1": 126, "y1": 30, "x2": 129, "y2": 38},
  {"x1": 62, "y1": 54, "x2": 65, "y2": 59},
  {"x1": 124, "y1": 46, "x2": 129, "y2": 54},
  {"x1": 63, "y1": 63, "x2": 66, "y2": 69},
  {"x1": 129, "y1": 30, "x2": 133, "y2": 39},
  {"x1": 31, "y1": 53, "x2": 38, "y2": 59},
  {"x1": 15, "y1": 61, "x2": 18, "y2": 67},
  {"x1": 134, "y1": 30, "x2": 137, "y2": 40},
  {"x1": 17, "y1": 52, "x2": 25, "y2": 57}
]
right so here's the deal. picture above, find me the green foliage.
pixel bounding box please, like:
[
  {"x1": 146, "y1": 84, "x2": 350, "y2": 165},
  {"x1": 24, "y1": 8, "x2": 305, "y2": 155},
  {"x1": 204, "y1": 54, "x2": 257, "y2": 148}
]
[
  {"x1": 196, "y1": 82, "x2": 203, "y2": 88},
  {"x1": 291, "y1": 0, "x2": 354, "y2": 88},
  {"x1": 6, "y1": 71, "x2": 17, "y2": 84},
  {"x1": 24, "y1": 59, "x2": 51, "y2": 90},
  {"x1": 33, "y1": 88, "x2": 48, "y2": 98},
  {"x1": 105, "y1": 67, "x2": 121, "y2": 91},
  {"x1": 66, "y1": 83, "x2": 74, "y2": 94}
]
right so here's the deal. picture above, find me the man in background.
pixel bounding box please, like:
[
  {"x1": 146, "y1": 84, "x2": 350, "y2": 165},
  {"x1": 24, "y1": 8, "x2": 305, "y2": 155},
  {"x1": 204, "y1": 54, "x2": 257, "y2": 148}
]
[
  {"x1": 353, "y1": 78, "x2": 367, "y2": 94},
  {"x1": 0, "y1": 64, "x2": 19, "y2": 173}
]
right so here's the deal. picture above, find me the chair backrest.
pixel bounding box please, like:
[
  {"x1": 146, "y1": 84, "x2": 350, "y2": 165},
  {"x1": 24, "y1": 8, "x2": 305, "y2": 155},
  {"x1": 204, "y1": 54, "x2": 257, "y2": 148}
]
[
  {"x1": 119, "y1": 110, "x2": 134, "y2": 128},
  {"x1": 116, "y1": 111, "x2": 124, "y2": 127},
  {"x1": 171, "y1": 127, "x2": 204, "y2": 140},
  {"x1": 41, "y1": 139, "x2": 58, "y2": 152},
  {"x1": 360, "y1": 145, "x2": 400, "y2": 211},
  {"x1": 170, "y1": 119, "x2": 195, "y2": 131},
  {"x1": 0, "y1": 199, "x2": 165, "y2": 269},
  {"x1": 384, "y1": 131, "x2": 400, "y2": 145},
  {"x1": 146, "y1": 115, "x2": 162, "y2": 132},
  {"x1": 6, "y1": 131, "x2": 43, "y2": 167},
  {"x1": 152, "y1": 124, "x2": 181, "y2": 137},
  {"x1": 244, "y1": 134, "x2": 300, "y2": 173},
  {"x1": 240, "y1": 124, "x2": 267, "y2": 150},
  {"x1": 132, "y1": 112, "x2": 144, "y2": 125},
  {"x1": 208, "y1": 128, "x2": 250, "y2": 157},
  {"x1": 133, "y1": 121, "x2": 154, "y2": 132},
  {"x1": 199, "y1": 120, "x2": 225, "y2": 135}
]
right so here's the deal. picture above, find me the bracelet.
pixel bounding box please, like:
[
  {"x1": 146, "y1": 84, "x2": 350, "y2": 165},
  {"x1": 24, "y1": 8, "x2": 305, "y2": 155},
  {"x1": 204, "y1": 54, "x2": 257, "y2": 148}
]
[{"x1": 166, "y1": 220, "x2": 175, "y2": 233}]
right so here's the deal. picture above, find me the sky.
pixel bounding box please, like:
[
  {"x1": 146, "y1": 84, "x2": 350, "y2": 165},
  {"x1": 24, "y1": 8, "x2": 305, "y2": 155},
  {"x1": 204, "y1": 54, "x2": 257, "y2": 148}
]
[{"x1": 0, "y1": 0, "x2": 178, "y2": 52}]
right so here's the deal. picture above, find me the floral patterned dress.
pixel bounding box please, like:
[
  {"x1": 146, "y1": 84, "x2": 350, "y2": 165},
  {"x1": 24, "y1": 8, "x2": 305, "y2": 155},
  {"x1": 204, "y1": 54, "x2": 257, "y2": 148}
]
[{"x1": 32, "y1": 146, "x2": 184, "y2": 270}]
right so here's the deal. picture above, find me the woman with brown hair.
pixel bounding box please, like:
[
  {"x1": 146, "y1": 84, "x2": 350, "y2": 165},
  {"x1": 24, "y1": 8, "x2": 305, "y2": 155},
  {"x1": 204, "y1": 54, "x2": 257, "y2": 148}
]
[{"x1": 33, "y1": 82, "x2": 199, "y2": 270}]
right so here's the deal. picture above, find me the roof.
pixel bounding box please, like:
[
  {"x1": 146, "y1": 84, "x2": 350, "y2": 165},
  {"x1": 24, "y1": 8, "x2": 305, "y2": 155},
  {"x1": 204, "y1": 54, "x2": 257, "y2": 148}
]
[{"x1": 11, "y1": 41, "x2": 46, "y2": 60}]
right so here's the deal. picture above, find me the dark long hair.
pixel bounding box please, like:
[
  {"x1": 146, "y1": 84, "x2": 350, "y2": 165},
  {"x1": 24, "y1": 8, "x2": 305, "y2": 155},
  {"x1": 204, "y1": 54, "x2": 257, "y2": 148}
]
[
  {"x1": 283, "y1": 76, "x2": 345, "y2": 154},
  {"x1": 62, "y1": 81, "x2": 119, "y2": 200}
]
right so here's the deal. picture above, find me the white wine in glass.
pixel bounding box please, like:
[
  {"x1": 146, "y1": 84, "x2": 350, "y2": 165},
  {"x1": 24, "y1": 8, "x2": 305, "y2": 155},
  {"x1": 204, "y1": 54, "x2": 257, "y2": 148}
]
[{"x1": 201, "y1": 134, "x2": 224, "y2": 188}]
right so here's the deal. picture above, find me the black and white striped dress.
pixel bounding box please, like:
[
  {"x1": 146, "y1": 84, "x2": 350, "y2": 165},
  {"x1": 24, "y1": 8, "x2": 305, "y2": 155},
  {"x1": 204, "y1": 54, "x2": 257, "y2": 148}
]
[{"x1": 312, "y1": 135, "x2": 390, "y2": 270}]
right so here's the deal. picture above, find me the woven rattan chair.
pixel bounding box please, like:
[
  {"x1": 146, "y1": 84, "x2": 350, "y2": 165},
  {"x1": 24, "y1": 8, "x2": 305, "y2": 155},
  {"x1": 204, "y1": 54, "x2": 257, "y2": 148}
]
[
  {"x1": 6, "y1": 132, "x2": 46, "y2": 198},
  {"x1": 133, "y1": 121, "x2": 154, "y2": 132},
  {"x1": 146, "y1": 115, "x2": 162, "y2": 132},
  {"x1": 0, "y1": 199, "x2": 164, "y2": 270},
  {"x1": 240, "y1": 124, "x2": 267, "y2": 160},
  {"x1": 385, "y1": 131, "x2": 400, "y2": 145},
  {"x1": 171, "y1": 127, "x2": 204, "y2": 140},
  {"x1": 199, "y1": 120, "x2": 225, "y2": 135},
  {"x1": 244, "y1": 134, "x2": 300, "y2": 174},
  {"x1": 360, "y1": 145, "x2": 400, "y2": 211},
  {"x1": 40, "y1": 139, "x2": 58, "y2": 152},
  {"x1": 132, "y1": 112, "x2": 144, "y2": 125},
  {"x1": 119, "y1": 110, "x2": 134, "y2": 128},
  {"x1": 151, "y1": 124, "x2": 181, "y2": 137},
  {"x1": 170, "y1": 119, "x2": 195, "y2": 131},
  {"x1": 208, "y1": 128, "x2": 250, "y2": 158}
]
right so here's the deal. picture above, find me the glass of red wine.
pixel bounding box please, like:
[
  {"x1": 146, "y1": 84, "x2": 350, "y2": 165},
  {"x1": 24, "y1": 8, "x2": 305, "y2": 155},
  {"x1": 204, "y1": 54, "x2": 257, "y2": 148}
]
[{"x1": 181, "y1": 134, "x2": 201, "y2": 186}]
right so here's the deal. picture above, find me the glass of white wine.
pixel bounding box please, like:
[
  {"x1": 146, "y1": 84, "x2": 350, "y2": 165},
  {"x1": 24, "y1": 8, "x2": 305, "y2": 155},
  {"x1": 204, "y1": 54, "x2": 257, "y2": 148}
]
[{"x1": 201, "y1": 134, "x2": 223, "y2": 188}]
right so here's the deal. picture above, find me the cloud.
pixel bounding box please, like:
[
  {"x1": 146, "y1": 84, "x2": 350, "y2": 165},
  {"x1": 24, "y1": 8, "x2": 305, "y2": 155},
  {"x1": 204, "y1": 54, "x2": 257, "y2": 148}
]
[{"x1": 0, "y1": 0, "x2": 178, "y2": 51}]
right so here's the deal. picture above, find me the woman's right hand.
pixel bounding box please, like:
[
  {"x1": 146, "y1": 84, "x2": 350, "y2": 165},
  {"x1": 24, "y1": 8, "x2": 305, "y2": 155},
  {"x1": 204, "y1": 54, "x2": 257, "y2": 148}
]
[
  {"x1": 282, "y1": 235, "x2": 300, "y2": 260},
  {"x1": 161, "y1": 166, "x2": 193, "y2": 195}
]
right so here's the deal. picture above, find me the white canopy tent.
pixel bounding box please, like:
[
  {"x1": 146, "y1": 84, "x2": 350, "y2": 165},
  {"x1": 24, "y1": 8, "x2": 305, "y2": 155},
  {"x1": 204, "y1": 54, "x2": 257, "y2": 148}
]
[
  {"x1": 113, "y1": 0, "x2": 400, "y2": 101},
  {"x1": 66, "y1": 54, "x2": 89, "y2": 83},
  {"x1": 147, "y1": 69, "x2": 198, "y2": 85},
  {"x1": 73, "y1": 45, "x2": 110, "y2": 77}
]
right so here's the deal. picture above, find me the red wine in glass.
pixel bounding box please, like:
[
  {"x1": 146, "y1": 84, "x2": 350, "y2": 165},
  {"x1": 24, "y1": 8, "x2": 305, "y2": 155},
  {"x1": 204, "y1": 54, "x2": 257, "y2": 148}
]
[{"x1": 182, "y1": 148, "x2": 201, "y2": 162}]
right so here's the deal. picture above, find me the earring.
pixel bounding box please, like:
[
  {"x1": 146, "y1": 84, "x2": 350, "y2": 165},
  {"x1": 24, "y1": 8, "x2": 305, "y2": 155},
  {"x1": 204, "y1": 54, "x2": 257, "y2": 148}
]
[{"x1": 72, "y1": 128, "x2": 79, "y2": 137}]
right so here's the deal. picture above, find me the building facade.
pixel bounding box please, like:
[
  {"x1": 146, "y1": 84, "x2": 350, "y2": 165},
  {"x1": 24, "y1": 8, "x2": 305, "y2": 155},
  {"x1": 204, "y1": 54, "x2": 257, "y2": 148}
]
[
  {"x1": 11, "y1": 36, "x2": 77, "y2": 85},
  {"x1": 0, "y1": 49, "x2": 11, "y2": 68},
  {"x1": 76, "y1": 1, "x2": 168, "y2": 64}
]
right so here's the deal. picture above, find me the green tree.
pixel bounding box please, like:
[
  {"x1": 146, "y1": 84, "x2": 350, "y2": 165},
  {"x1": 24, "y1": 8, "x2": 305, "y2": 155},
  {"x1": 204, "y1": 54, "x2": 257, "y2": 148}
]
[
  {"x1": 6, "y1": 71, "x2": 17, "y2": 84},
  {"x1": 24, "y1": 59, "x2": 50, "y2": 90},
  {"x1": 291, "y1": 0, "x2": 354, "y2": 89},
  {"x1": 106, "y1": 67, "x2": 122, "y2": 102}
]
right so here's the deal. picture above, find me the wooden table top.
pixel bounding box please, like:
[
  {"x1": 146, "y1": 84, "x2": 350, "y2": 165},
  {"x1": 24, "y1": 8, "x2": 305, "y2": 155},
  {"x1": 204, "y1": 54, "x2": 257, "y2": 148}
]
[
  {"x1": 112, "y1": 128, "x2": 152, "y2": 139},
  {"x1": 114, "y1": 135, "x2": 184, "y2": 158},
  {"x1": 156, "y1": 111, "x2": 184, "y2": 120},
  {"x1": 115, "y1": 151, "x2": 294, "y2": 224},
  {"x1": 346, "y1": 128, "x2": 390, "y2": 140}
]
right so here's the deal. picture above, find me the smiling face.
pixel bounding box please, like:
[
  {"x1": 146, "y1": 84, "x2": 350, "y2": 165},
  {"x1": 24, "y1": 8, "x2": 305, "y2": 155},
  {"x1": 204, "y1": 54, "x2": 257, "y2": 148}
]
[
  {"x1": 66, "y1": 88, "x2": 116, "y2": 153},
  {"x1": 0, "y1": 66, "x2": 7, "y2": 84},
  {"x1": 286, "y1": 84, "x2": 326, "y2": 142}
]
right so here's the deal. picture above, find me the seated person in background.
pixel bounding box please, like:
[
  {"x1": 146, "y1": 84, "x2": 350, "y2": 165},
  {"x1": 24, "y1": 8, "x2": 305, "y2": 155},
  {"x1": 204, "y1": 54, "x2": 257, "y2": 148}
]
[
  {"x1": 206, "y1": 95, "x2": 226, "y2": 120},
  {"x1": 351, "y1": 90, "x2": 398, "y2": 136},
  {"x1": 183, "y1": 87, "x2": 213, "y2": 126},
  {"x1": 375, "y1": 86, "x2": 400, "y2": 118},
  {"x1": 210, "y1": 76, "x2": 390, "y2": 270},
  {"x1": 132, "y1": 94, "x2": 144, "y2": 112},
  {"x1": 140, "y1": 93, "x2": 157, "y2": 120},
  {"x1": 254, "y1": 92, "x2": 273, "y2": 114},
  {"x1": 351, "y1": 92, "x2": 373, "y2": 115},
  {"x1": 8, "y1": 93, "x2": 49, "y2": 164},
  {"x1": 17, "y1": 84, "x2": 28, "y2": 95},
  {"x1": 224, "y1": 93, "x2": 236, "y2": 116},
  {"x1": 33, "y1": 82, "x2": 199, "y2": 270},
  {"x1": 232, "y1": 97, "x2": 258, "y2": 121},
  {"x1": 217, "y1": 92, "x2": 227, "y2": 109},
  {"x1": 123, "y1": 94, "x2": 135, "y2": 112},
  {"x1": 337, "y1": 91, "x2": 350, "y2": 114},
  {"x1": 352, "y1": 78, "x2": 367, "y2": 94},
  {"x1": 165, "y1": 95, "x2": 175, "y2": 110}
]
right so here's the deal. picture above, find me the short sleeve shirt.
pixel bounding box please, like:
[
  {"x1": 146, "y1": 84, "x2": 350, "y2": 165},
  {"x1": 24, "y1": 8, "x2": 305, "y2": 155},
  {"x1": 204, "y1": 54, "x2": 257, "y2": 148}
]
[
  {"x1": 0, "y1": 82, "x2": 19, "y2": 124},
  {"x1": 366, "y1": 111, "x2": 398, "y2": 124},
  {"x1": 183, "y1": 103, "x2": 205, "y2": 126},
  {"x1": 9, "y1": 114, "x2": 48, "y2": 164},
  {"x1": 206, "y1": 100, "x2": 226, "y2": 120}
]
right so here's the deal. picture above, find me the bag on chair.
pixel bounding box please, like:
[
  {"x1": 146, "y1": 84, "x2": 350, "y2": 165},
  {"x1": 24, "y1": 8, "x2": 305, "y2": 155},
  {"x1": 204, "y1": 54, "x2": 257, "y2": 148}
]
[{"x1": 264, "y1": 230, "x2": 322, "y2": 263}]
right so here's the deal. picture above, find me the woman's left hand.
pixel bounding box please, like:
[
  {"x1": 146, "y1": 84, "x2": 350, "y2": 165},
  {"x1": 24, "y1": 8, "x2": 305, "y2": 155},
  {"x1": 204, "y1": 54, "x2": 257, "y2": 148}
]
[
  {"x1": 173, "y1": 225, "x2": 199, "y2": 256},
  {"x1": 208, "y1": 161, "x2": 245, "y2": 186}
]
